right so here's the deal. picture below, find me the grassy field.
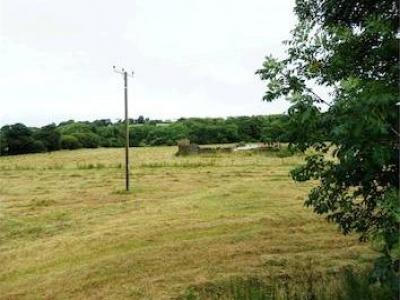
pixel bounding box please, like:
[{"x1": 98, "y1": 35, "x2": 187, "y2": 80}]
[{"x1": 0, "y1": 147, "x2": 376, "y2": 299}]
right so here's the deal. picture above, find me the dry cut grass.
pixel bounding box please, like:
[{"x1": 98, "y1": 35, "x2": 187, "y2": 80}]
[{"x1": 0, "y1": 147, "x2": 376, "y2": 299}]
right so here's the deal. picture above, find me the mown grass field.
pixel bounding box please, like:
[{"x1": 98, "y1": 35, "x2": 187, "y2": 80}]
[{"x1": 0, "y1": 147, "x2": 376, "y2": 299}]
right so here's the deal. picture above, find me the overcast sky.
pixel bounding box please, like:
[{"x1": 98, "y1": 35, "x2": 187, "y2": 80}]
[{"x1": 0, "y1": 0, "x2": 296, "y2": 127}]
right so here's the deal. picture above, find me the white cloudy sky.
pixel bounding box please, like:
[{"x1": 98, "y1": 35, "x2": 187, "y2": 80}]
[{"x1": 0, "y1": 0, "x2": 296, "y2": 127}]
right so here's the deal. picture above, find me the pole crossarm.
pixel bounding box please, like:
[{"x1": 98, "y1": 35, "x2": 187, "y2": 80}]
[{"x1": 113, "y1": 65, "x2": 134, "y2": 77}]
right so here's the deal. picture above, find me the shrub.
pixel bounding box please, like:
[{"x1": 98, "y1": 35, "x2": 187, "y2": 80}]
[
  {"x1": 71, "y1": 132, "x2": 100, "y2": 148},
  {"x1": 34, "y1": 124, "x2": 61, "y2": 151},
  {"x1": 30, "y1": 140, "x2": 46, "y2": 153},
  {"x1": 61, "y1": 135, "x2": 82, "y2": 150},
  {"x1": 166, "y1": 139, "x2": 175, "y2": 146}
]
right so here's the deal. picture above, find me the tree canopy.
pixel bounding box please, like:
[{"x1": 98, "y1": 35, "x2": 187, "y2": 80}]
[{"x1": 257, "y1": 0, "x2": 399, "y2": 286}]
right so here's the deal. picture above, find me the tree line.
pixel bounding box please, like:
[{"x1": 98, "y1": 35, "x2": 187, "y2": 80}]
[{"x1": 0, "y1": 115, "x2": 292, "y2": 155}]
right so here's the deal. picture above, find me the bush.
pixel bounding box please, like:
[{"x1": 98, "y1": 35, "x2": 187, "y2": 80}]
[
  {"x1": 33, "y1": 124, "x2": 61, "y2": 151},
  {"x1": 29, "y1": 140, "x2": 46, "y2": 153},
  {"x1": 71, "y1": 132, "x2": 100, "y2": 148},
  {"x1": 166, "y1": 139, "x2": 175, "y2": 146},
  {"x1": 61, "y1": 135, "x2": 82, "y2": 150},
  {"x1": 109, "y1": 138, "x2": 124, "y2": 147}
]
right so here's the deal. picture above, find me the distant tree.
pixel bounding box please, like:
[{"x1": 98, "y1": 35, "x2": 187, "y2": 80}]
[
  {"x1": 30, "y1": 140, "x2": 46, "y2": 153},
  {"x1": 58, "y1": 119, "x2": 75, "y2": 127},
  {"x1": 58, "y1": 122, "x2": 93, "y2": 135},
  {"x1": 93, "y1": 119, "x2": 112, "y2": 127},
  {"x1": 130, "y1": 125, "x2": 149, "y2": 146},
  {"x1": 148, "y1": 120, "x2": 158, "y2": 125},
  {"x1": 137, "y1": 115, "x2": 145, "y2": 124},
  {"x1": 0, "y1": 128, "x2": 8, "y2": 155},
  {"x1": 34, "y1": 123, "x2": 61, "y2": 151},
  {"x1": 60, "y1": 135, "x2": 82, "y2": 150},
  {"x1": 71, "y1": 132, "x2": 100, "y2": 148},
  {"x1": 228, "y1": 116, "x2": 264, "y2": 142},
  {"x1": 1, "y1": 123, "x2": 36, "y2": 154},
  {"x1": 261, "y1": 116, "x2": 289, "y2": 146}
]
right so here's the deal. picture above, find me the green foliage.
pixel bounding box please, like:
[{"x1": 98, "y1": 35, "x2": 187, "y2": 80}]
[
  {"x1": 58, "y1": 122, "x2": 93, "y2": 135},
  {"x1": 257, "y1": 0, "x2": 399, "y2": 284},
  {"x1": 33, "y1": 123, "x2": 61, "y2": 151},
  {"x1": 181, "y1": 278, "x2": 274, "y2": 300},
  {"x1": 71, "y1": 132, "x2": 99, "y2": 148},
  {"x1": 1, "y1": 123, "x2": 40, "y2": 155},
  {"x1": 30, "y1": 140, "x2": 46, "y2": 153},
  {"x1": 181, "y1": 269, "x2": 397, "y2": 300},
  {"x1": 60, "y1": 135, "x2": 82, "y2": 150},
  {"x1": 0, "y1": 129, "x2": 6, "y2": 155},
  {"x1": 0, "y1": 115, "x2": 292, "y2": 155}
]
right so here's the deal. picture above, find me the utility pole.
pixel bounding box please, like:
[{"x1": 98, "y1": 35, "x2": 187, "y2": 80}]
[{"x1": 113, "y1": 66, "x2": 134, "y2": 191}]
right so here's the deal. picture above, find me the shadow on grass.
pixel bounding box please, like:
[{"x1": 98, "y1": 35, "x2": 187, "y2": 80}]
[{"x1": 179, "y1": 268, "x2": 397, "y2": 300}]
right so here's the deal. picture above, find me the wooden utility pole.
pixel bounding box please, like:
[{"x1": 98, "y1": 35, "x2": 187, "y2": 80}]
[{"x1": 113, "y1": 66, "x2": 134, "y2": 191}]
